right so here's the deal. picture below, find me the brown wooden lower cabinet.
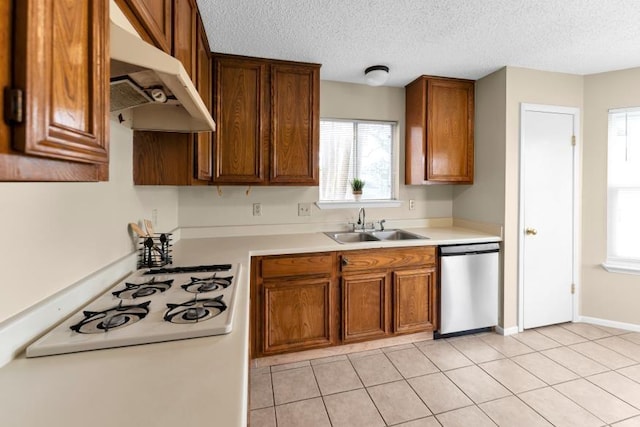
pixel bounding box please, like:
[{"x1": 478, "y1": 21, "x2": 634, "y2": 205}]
[
  {"x1": 393, "y1": 267, "x2": 437, "y2": 333},
  {"x1": 251, "y1": 247, "x2": 437, "y2": 359},
  {"x1": 251, "y1": 252, "x2": 338, "y2": 358},
  {"x1": 342, "y1": 272, "x2": 388, "y2": 343},
  {"x1": 262, "y1": 276, "x2": 334, "y2": 354}
]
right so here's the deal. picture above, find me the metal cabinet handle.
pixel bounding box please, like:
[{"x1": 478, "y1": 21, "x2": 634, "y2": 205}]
[
  {"x1": 525, "y1": 228, "x2": 538, "y2": 236},
  {"x1": 342, "y1": 258, "x2": 349, "y2": 266}
]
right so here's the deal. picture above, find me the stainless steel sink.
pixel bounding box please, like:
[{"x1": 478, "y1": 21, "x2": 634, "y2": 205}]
[
  {"x1": 369, "y1": 230, "x2": 428, "y2": 241},
  {"x1": 324, "y1": 232, "x2": 380, "y2": 243},
  {"x1": 324, "y1": 229, "x2": 429, "y2": 244}
]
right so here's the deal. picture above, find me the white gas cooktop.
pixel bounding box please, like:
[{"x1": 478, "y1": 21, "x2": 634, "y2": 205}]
[{"x1": 27, "y1": 263, "x2": 240, "y2": 358}]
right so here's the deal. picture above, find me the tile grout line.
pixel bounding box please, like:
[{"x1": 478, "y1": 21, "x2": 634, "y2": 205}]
[
  {"x1": 582, "y1": 372, "x2": 640, "y2": 413},
  {"x1": 550, "y1": 382, "x2": 612, "y2": 425},
  {"x1": 308, "y1": 363, "x2": 335, "y2": 427},
  {"x1": 542, "y1": 344, "x2": 611, "y2": 375},
  {"x1": 569, "y1": 339, "x2": 638, "y2": 368},
  {"x1": 346, "y1": 350, "x2": 394, "y2": 426},
  {"x1": 268, "y1": 367, "x2": 278, "y2": 427},
  {"x1": 386, "y1": 345, "x2": 461, "y2": 424},
  {"x1": 614, "y1": 362, "x2": 640, "y2": 385}
]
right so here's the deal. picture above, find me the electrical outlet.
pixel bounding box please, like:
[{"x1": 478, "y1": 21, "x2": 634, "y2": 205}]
[
  {"x1": 253, "y1": 203, "x2": 262, "y2": 216},
  {"x1": 409, "y1": 199, "x2": 415, "y2": 210},
  {"x1": 298, "y1": 203, "x2": 312, "y2": 216}
]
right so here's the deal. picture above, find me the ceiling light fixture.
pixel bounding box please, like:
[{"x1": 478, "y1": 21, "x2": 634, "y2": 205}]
[{"x1": 364, "y1": 65, "x2": 390, "y2": 86}]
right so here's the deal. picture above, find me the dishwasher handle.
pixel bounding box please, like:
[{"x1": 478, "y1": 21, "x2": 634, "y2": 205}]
[{"x1": 439, "y1": 242, "x2": 500, "y2": 257}]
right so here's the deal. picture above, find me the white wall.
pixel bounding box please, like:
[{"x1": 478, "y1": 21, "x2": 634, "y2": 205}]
[
  {"x1": 0, "y1": 121, "x2": 179, "y2": 323},
  {"x1": 453, "y1": 68, "x2": 507, "y2": 225},
  {"x1": 178, "y1": 80, "x2": 454, "y2": 230},
  {"x1": 582, "y1": 67, "x2": 640, "y2": 325}
]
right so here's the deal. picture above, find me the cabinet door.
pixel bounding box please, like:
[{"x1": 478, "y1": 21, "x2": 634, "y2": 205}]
[
  {"x1": 270, "y1": 64, "x2": 319, "y2": 185},
  {"x1": 427, "y1": 78, "x2": 474, "y2": 183},
  {"x1": 405, "y1": 76, "x2": 474, "y2": 185},
  {"x1": 12, "y1": 0, "x2": 109, "y2": 165},
  {"x1": 262, "y1": 277, "x2": 334, "y2": 355},
  {"x1": 393, "y1": 268, "x2": 437, "y2": 334},
  {"x1": 115, "y1": 0, "x2": 172, "y2": 53},
  {"x1": 194, "y1": 15, "x2": 212, "y2": 181},
  {"x1": 172, "y1": 0, "x2": 196, "y2": 80},
  {"x1": 213, "y1": 57, "x2": 269, "y2": 184},
  {"x1": 133, "y1": 131, "x2": 193, "y2": 185},
  {"x1": 342, "y1": 272, "x2": 388, "y2": 343}
]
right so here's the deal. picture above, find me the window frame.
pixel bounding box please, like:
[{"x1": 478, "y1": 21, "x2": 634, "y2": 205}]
[
  {"x1": 602, "y1": 107, "x2": 640, "y2": 275},
  {"x1": 317, "y1": 117, "x2": 400, "y2": 208}
]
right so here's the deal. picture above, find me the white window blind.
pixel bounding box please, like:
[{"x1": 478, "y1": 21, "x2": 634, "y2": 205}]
[
  {"x1": 606, "y1": 108, "x2": 640, "y2": 271},
  {"x1": 319, "y1": 119, "x2": 394, "y2": 201}
]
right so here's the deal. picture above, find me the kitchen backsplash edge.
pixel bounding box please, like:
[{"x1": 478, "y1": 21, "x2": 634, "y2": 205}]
[{"x1": 179, "y1": 217, "x2": 457, "y2": 239}]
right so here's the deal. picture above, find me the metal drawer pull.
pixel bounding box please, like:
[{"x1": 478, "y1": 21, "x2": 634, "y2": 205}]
[{"x1": 525, "y1": 228, "x2": 537, "y2": 235}]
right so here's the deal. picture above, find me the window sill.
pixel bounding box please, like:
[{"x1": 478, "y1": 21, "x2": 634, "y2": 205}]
[
  {"x1": 315, "y1": 200, "x2": 403, "y2": 210},
  {"x1": 602, "y1": 260, "x2": 640, "y2": 275}
]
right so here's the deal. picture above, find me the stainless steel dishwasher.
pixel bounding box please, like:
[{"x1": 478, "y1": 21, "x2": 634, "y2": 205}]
[{"x1": 436, "y1": 242, "x2": 500, "y2": 338}]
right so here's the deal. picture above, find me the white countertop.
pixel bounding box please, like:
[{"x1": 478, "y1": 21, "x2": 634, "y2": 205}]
[{"x1": 0, "y1": 226, "x2": 499, "y2": 427}]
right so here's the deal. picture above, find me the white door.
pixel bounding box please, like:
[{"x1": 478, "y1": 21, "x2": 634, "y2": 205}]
[{"x1": 520, "y1": 104, "x2": 578, "y2": 330}]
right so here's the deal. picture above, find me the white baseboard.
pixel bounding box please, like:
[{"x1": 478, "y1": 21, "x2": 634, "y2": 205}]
[
  {"x1": 495, "y1": 325, "x2": 519, "y2": 336},
  {"x1": 0, "y1": 252, "x2": 138, "y2": 368},
  {"x1": 578, "y1": 316, "x2": 640, "y2": 332}
]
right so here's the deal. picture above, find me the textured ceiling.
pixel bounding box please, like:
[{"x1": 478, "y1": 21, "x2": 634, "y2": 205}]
[{"x1": 197, "y1": 0, "x2": 640, "y2": 87}]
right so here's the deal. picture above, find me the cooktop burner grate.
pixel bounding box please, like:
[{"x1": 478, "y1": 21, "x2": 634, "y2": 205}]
[
  {"x1": 69, "y1": 301, "x2": 151, "y2": 334},
  {"x1": 143, "y1": 264, "x2": 232, "y2": 275},
  {"x1": 164, "y1": 295, "x2": 227, "y2": 324},
  {"x1": 112, "y1": 277, "x2": 173, "y2": 299},
  {"x1": 181, "y1": 275, "x2": 232, "y2": 293}
]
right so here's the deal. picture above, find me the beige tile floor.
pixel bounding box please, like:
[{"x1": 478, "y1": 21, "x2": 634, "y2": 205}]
[{"x1": 249, "y1": 323, "x2": 640, "y2": 427}]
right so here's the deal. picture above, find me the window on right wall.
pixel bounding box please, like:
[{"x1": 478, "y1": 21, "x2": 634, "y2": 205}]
[
  {"x1": 319, "y1": 119, "x2": 396, "y2": 202},
  {"x1": 606, "y1": 107, "x2": 640, "y2": 273}
]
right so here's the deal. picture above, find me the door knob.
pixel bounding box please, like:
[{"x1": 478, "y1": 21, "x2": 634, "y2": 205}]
[{"x1": 525, "y1": 228, "x2": 538, "y2": 235}]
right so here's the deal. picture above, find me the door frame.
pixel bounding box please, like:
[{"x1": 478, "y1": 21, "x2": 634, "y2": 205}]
[{"x1": 518, "y1": 103, "x2": 581, "y2": 332}]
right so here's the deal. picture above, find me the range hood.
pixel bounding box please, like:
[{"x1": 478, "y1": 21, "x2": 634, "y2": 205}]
[{"x1": 110, "y1": 22, "x2": 215, "y2": 132}]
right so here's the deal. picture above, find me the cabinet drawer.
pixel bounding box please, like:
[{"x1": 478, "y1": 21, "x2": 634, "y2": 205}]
[
  {"x1": 340, "y1": 247, "x2": 436, "y2": 272},
  {"x1": 261, "y1": 253, "x2": 334, "y2": 278}
]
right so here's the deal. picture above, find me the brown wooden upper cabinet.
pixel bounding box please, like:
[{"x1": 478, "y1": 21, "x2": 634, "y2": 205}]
[
  {"x1": 212, "y1": 54, "x2": 320, "y2": 186},
  {"x1": 114, "y1": 0, "x2": 173, "y2": 54},
  {"x1": 1, "y1": 0, "x2": 110, "y2": 181},
  {"x1": 172, "y1": 0, "x2": 197, "y2": 80},
  {"x1": 194, "y1": 14, "x2": 213, "y2": 181},
  {"x1": 133, "y1": 12, "x2": 212, "y2": 185},
  {"x1": 405, "y1": 76, "x2": 475, "y2": 184}
]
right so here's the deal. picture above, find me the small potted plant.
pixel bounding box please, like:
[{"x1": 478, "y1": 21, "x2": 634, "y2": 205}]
[{"x1": 350, "y1": 178, "x2": 365, "y2": 201}]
